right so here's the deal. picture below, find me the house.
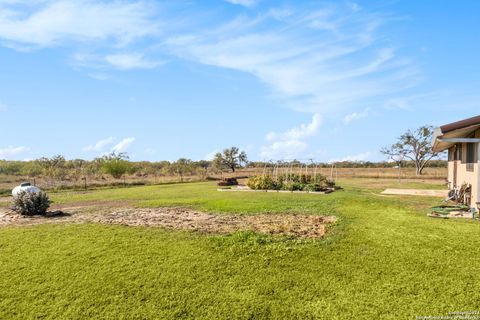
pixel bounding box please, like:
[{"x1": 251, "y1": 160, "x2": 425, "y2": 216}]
[{"x1": 432, "y1": 115, "x2": 480, "y2": 211}]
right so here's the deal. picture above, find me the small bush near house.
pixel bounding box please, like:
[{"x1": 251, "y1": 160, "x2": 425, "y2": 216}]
[{"x1": 12, "y1": 191, "x2": 51, "y2": 216}]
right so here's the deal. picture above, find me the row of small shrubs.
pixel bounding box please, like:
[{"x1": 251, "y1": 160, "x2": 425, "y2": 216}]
[{"x1": 247, "y1": 173, "x2": 335, "y2": 191}]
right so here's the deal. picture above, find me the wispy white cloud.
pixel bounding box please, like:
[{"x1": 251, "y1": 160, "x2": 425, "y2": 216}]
[
  {"x1": 261, "y1": 114, "x2": 321, "y2": 159},
  {"x1": 224, "y1": 0, "x2": 258, "y2": 7},
  {"x1": 0, "y1": 0, "x2": 159, "y2": 49},
  {"x1": 73, "y1": 51, "x2": 163, "y2": 71},
  {"x1": 111, "y1": 137, "x2": 135, "y2": 153},
  {"x1": 105, "y1": 53, "x2": 163, "y2": 70},
  {"x1": 384, "y1": 98, "x2": 410, "y2": 110},
  {"x1": 384, "y1": 91, "x2": 446, "y2": 111},
  {"x1": 162, "y1": 5, "x2": 416, "y2": 115},
  {"x1": 204, "y1": 149, "x2": 220, "y2": 161},
  {"x1": 82, "y1": 137, "x2": 115, "y2": 152},
  {"x1": 347, "y1": 2, "x2": 361, "y2": 12},
  {"x1": 0, "y1": 1, "x2": 423, "y2": 161},
  {"x1": 0, "y1": 1, "x2": 416, "y2": 111},
  {"x1": 343, "y1": 107, "x2": 371, "y2": 124},
  {"x1": 83, "y1": 137, "x2": 135, "y2": 155},
  {"x1": 88, "y1": 73, "x2": 110, "y2": 81},
  {"x1": 266, "y1": 114, "x2": 322, "y2": 142},
  {"x1": 0, "y1": 146, "x2": 29, "y2": 159}
]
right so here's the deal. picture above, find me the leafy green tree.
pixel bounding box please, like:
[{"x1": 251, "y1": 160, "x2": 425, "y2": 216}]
[
  {"x1": 195, "y1": 160, "x2": 211, "y2": 179},
  {"x1": 66, "y1": 159, "x2": 87, "y2": 182},
  {"x1": 84, "y1": 157, "x2": 105, "y2": 178},
  {"x1": 381, "y1": 125, "x2": 440, "y2": 175},
  {"x1": 36, "y1": 155, "x2": 67, "y2": 186},
  {"x1": 195, "y1": 160, "x2": 211, "y2": 171},
  {"x1": 99, "y1": 152, "x2": 132, "y2": 179},
  {"x1": 0, "y1": 161, "x2": 24, "y2": 175},
  {"x1": 169, "y1": 158, "x2": 194, "y2": 182},
  {"x1": 213, "y1": 147, "x2": 248, "y2": 172},
  {"x1": 22, "y1": 161, "x2": 43, "y2": 178}
]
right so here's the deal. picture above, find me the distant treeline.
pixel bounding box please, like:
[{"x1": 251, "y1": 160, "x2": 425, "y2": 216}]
[
  {"x1": 0, "y1": 157, "x2": 447, "y2": 178},
  {"x1": 0, "y1": 157, "x2": 212, "y2": 180},
  {"x1": 248, "y1": 160, "x2": 448, "y2": 169}
]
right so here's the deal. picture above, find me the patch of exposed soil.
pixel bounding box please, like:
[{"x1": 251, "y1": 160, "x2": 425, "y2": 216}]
[
  {"x1": 0, "y1": 208, "x2": 71, "y2": 226},
  {"x1": 0, "y1": 206, "x2": 335, "y2": 239}
]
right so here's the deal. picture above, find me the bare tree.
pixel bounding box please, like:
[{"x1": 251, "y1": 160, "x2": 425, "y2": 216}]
[{"x1": 381, "y1": 125, "x2": 440, "y2": 175}]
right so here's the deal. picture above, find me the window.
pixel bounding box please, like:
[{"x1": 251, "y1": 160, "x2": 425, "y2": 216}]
[{"x1": 466, "y1": 143, "x2": 476, "y2": 172}]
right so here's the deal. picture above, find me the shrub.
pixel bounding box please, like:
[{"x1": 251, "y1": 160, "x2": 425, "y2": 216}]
[
  {"x1": 312, "y1": 175, "x2": 335, "y2": 188},
  {"x1": 217, "y1": 178, "x2": 239, "y2": 186},
  {"x1": 281, "y1": 181, "x2": 304, "y2": 191},
  {"x1": 304, "y1": 183, "x2": 325, "y2": 192},
  {"x1": 12, "y1": 191, "x2": 50, "y2": 216},
  {"x1": 247, "y1": 175, "x2": 278, "y2": 190},
  {"x1": 99, "y1": 152, "x2": 132, "y2": 179}
]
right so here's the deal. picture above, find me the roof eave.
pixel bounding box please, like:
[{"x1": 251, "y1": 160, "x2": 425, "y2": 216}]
[{"x1": 431, "y1": 123, "x2": 480, "y2": 152}]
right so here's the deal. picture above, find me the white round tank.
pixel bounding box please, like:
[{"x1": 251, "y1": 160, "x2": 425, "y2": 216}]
[{"x1": 12, "y1": 183, "x2": 41, "y2": 198}]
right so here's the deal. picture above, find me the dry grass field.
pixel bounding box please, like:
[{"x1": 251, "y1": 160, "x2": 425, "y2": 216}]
[
  {"x1": 0, "y1": 173, "x2": 205, "y2": 195},
  {"x1": 0, "y1": 167, "x2": 447, "y2": 195},
  {"x1": 239, "y1": 167, "x2": 447, "y2": 180}
]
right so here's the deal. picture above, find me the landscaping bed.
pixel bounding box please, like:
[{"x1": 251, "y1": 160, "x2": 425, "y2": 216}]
[
  {"x1": 246, "y1": 173, "x2": 338, "y2": 192},
  {"x1": 218, "y1": 185, "x2": 335, "y2": 194}
]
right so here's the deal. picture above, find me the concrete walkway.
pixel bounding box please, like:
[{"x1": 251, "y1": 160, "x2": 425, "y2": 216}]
[{"x1": 381, "y1": 189, "x2": 448, "y2": 197}]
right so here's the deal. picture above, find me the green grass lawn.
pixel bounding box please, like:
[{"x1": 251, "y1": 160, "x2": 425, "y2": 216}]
[{"x1": 1, "y1": 179, "x2": 478, "y2": 319}]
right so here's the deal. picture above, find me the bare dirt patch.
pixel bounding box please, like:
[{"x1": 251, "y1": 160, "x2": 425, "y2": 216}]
[{"x1": 0, "y1": 206, "x2": 336, "y2": 239}]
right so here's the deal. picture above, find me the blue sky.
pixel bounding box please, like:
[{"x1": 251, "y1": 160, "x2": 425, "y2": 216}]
[{"x1": 0, "y1": 0, "x2": 479, "y2": 162}]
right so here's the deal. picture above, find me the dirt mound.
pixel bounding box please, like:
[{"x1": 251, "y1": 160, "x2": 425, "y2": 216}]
[{"x1": 0, "y1": 206, "x2": 335, "y2": 239}]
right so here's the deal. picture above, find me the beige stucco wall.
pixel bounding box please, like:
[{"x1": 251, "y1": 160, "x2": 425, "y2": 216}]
[{"x1": 447, "y1": 129, "x2": 480, "y2": 211}]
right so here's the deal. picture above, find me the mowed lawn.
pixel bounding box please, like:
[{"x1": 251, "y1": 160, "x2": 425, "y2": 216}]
[{"x1": 1, "y1": 180, "x2": 479, "y2": 319}]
